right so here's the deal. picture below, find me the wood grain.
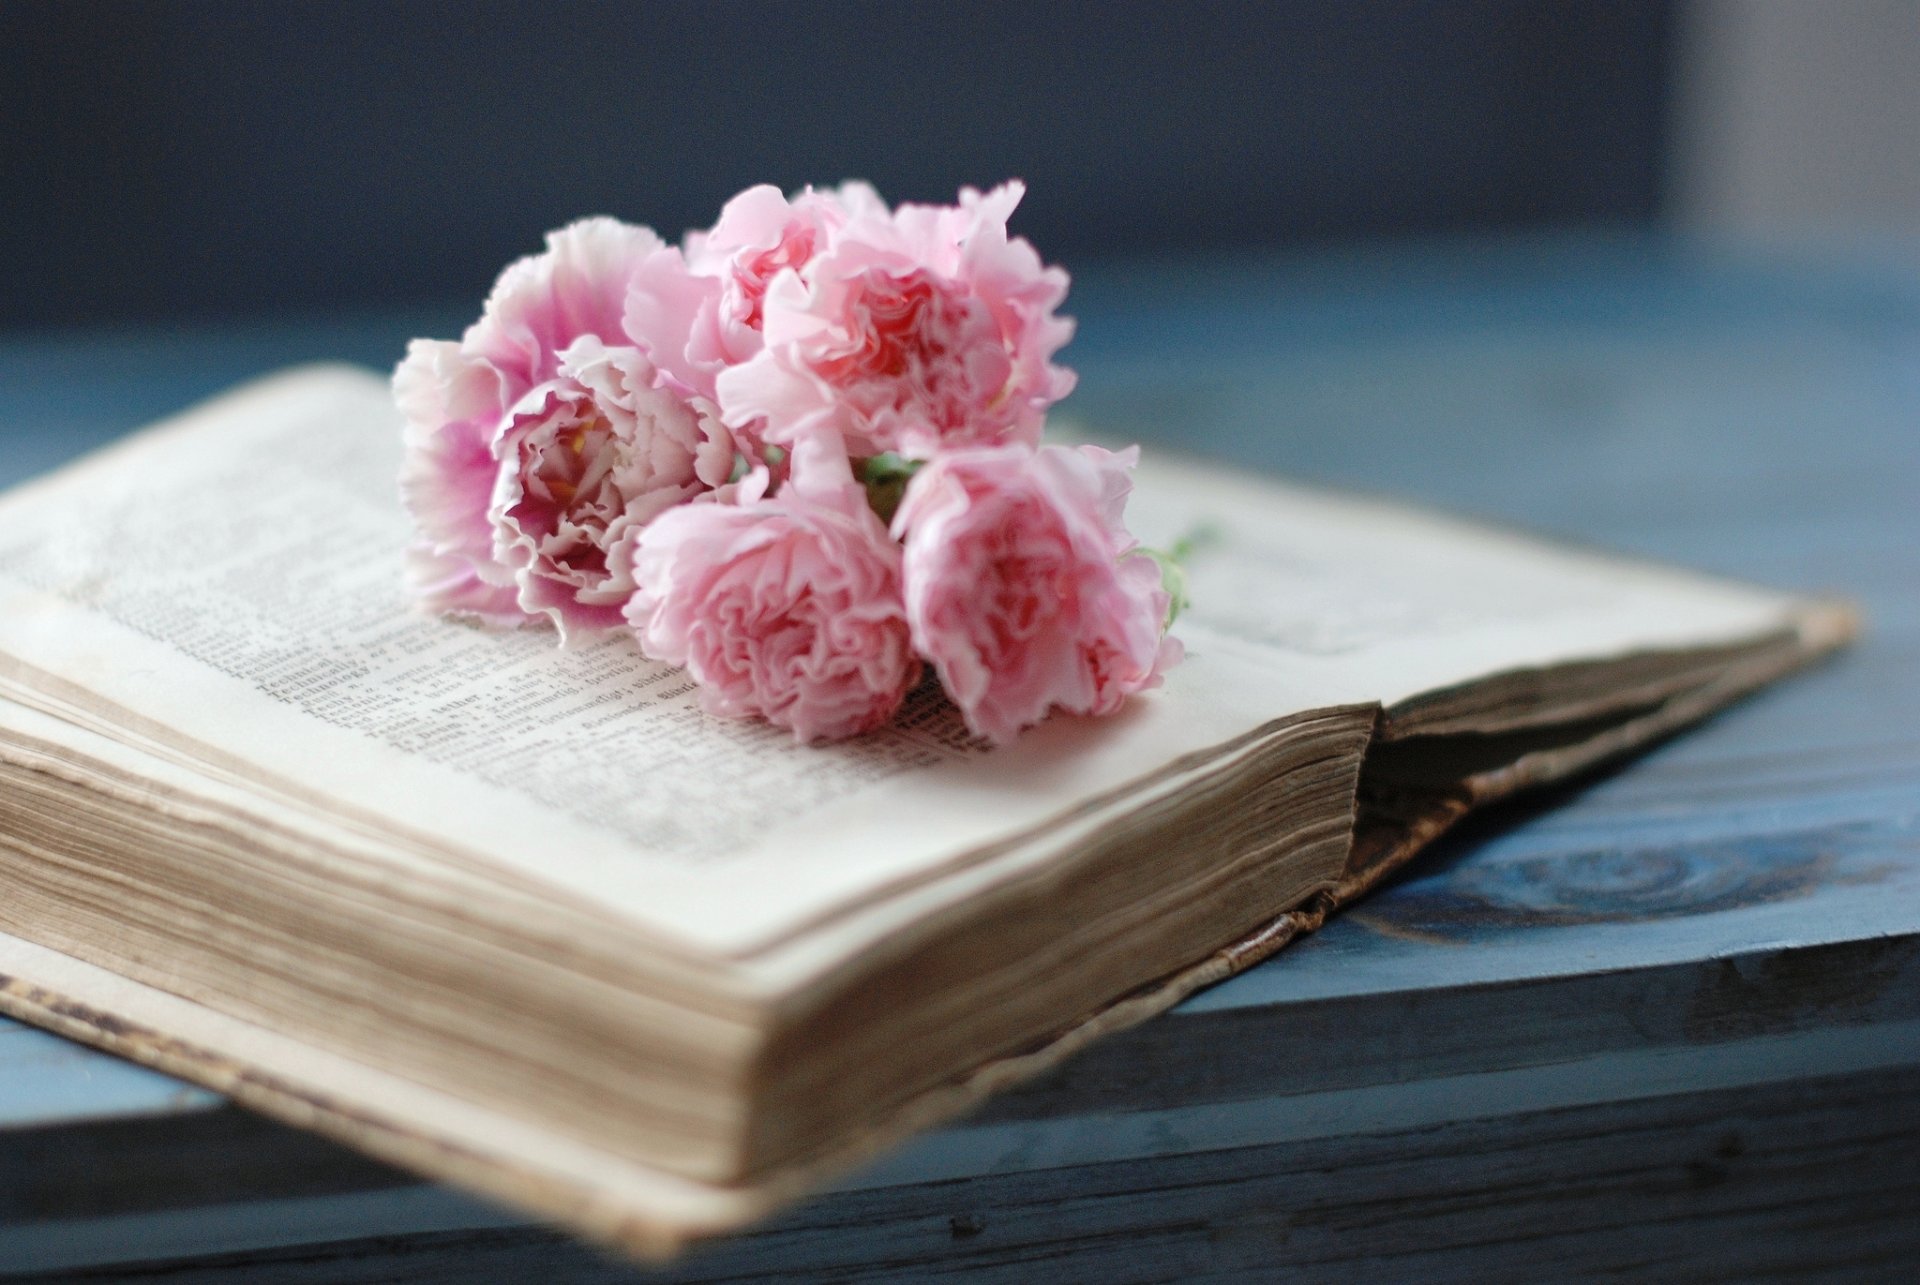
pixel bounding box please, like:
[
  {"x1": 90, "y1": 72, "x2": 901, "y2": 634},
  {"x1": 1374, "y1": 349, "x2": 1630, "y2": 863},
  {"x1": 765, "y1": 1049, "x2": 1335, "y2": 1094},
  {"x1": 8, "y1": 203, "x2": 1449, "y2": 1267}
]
[{"x1": 8, "y1": 1065, "x2": 1915, "y2": 1282}]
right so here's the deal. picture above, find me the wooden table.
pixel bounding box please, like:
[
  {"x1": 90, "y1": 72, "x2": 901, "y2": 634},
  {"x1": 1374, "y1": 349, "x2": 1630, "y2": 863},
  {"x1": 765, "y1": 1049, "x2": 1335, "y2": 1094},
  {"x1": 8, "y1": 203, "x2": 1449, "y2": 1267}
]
[{"x1": 2, "y1": 238, "x2": 1916, "y2": 1281}]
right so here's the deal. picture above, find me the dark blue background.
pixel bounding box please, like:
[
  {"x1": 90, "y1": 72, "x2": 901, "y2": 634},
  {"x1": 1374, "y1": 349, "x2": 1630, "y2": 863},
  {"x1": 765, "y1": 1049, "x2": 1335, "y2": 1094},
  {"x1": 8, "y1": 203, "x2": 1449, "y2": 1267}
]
[{"x1": 1, "y1": 1, "x2": 1675, "y2": 330}]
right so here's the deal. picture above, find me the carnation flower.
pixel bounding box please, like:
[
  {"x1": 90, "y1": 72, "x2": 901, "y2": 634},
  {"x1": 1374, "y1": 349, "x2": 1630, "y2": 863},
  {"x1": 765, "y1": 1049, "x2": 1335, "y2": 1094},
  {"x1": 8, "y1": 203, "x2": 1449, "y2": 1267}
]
[
  {"x1": 624, "y1": 433, "x2": 919, "y2": 742},
  {"x1": 623, "y1": 183, "x2": 869, "y2": 442},
  {"x1": 714, "y1": 181, "x2": 1076, "y2": 460},
  {"x1": 686, "y1": 182, "x2": 872, "y2": 365},
  {"x1": 394, "y1": 337, "x2": 526, "y2": 624},
  {"x1": 395, "y1": 218, "x2": 728, "y2": 632},
  {"x1": 893, "y1": 443, "x2": 1180, "y2": 745},
  {"x1": 463, "y1": 216, "x2": 676, "y2": 392},
  {"x1": 493, "y1": 338, "x2": 732, "y2": 636}
]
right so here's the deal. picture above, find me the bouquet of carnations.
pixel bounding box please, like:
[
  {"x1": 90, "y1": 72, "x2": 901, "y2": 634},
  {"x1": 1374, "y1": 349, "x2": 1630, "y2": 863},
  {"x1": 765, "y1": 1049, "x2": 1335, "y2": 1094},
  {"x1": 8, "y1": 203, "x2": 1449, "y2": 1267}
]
[{"x1": 395, "y1": 182, "x2": 1183, "y2": 744}]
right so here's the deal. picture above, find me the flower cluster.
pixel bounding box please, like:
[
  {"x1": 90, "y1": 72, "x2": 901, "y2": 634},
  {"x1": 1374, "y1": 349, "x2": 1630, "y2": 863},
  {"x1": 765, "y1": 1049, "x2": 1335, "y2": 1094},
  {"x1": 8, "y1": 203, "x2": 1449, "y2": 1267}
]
[{"x1": 395, "y1": 182, "x2": 1181, "y2": 744}]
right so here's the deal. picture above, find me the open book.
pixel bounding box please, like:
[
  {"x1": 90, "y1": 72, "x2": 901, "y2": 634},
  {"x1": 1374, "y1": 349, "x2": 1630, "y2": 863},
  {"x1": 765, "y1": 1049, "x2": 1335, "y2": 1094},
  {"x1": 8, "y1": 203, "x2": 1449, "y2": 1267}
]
[{"x1": 0, "y1": 367, "x2": 1852, "y2": 1257}]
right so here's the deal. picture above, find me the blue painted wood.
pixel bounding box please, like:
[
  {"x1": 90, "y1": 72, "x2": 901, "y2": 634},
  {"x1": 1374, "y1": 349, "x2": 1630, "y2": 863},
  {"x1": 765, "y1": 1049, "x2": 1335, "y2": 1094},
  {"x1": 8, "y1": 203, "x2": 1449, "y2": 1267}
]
[
  {"x1": 0, "y1": 1025, "x2": 217, "y2": 1130},
  {"x1": 1, "y1": 235, "x2": 1916, "y2": 1277}
]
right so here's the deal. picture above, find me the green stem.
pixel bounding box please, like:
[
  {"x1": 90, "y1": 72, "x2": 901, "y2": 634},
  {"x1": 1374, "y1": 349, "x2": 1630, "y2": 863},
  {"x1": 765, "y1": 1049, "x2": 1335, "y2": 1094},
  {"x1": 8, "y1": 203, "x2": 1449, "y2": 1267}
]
[{"x1": 1139, "y1": 523, "x2": 1220, "y2": 630}]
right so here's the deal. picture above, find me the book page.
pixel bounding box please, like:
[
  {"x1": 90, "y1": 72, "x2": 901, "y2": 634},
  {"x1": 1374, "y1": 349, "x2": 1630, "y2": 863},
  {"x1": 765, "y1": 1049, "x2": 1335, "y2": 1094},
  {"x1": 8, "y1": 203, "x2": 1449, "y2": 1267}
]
[
  {"x1": 0, "y1": 368, "x2": 1334, "y2": 961},
  {"x1": 1121, "y1": 452, "x2": 1832, "y2": 710},
  {"x1": 0, "y1": 366, "x2": 1822, "y2": 961}
]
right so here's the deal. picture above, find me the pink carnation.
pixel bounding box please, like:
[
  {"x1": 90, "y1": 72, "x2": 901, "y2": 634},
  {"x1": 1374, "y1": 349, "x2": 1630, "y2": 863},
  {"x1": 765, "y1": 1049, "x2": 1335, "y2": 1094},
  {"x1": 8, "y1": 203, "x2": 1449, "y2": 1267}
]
[
  {"x1": 687, "y1": 182, "x2": 870, "y2": 366},
  {"x1": 463, "y1": 216, "x2": 675, "y2": 391},
  {"x1": 395, "y1": 218, "x2": 728, "y2": 634},
  {"x1": 894, "y1": 444, "x2": 1180, "y2": 745},
  {"x1": 394, "y1": 337, "x2": 526, "y2": 624},
  {"x1": 624, "y1": 433, "x2": 919, "y2": 743},
  {"x1": 493, "y1": 338, "x2": 732, "y2": 635},
  {"x1": 714, "y1": 181, "x2": 1076, "y2": 460},
  {"x1": 623, "y1": 183, "x2": 868, "y2": 429}
]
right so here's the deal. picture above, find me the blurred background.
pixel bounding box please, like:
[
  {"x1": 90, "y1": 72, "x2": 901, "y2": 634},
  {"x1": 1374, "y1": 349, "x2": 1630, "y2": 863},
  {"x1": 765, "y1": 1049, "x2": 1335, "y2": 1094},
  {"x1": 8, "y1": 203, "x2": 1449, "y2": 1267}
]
[{"x1": 3, "y1": 0, "x2": 1915, "y2": 332}]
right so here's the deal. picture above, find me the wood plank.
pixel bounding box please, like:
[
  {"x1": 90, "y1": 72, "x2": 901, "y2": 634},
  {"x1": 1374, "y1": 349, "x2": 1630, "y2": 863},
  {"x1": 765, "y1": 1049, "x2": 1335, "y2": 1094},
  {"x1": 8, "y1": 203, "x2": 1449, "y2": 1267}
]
[
  {"x1": 970, "y1": 935, "x2": 1920, "y2": 1123},
  {"x1": 0, "y1": 1021, "x2": 218, "y2": 1129},
  {"x1": 7, "y1": 1065, "x2": 1913, "y2": 1282}
]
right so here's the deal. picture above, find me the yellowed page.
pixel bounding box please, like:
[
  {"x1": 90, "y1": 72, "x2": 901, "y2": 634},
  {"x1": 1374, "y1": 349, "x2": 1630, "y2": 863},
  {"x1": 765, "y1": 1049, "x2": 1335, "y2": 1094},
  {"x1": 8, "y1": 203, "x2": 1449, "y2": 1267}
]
[{"x1": 1122, "y1": 451, "x2": 1831, "y2": 711}]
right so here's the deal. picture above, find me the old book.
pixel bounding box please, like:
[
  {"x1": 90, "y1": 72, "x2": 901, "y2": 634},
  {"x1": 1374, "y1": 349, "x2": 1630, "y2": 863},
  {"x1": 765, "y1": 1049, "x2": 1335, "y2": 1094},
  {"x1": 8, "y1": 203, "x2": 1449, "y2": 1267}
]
[{"x1": 0, "y1": 366, "x2": 1852, "y2": 1257}]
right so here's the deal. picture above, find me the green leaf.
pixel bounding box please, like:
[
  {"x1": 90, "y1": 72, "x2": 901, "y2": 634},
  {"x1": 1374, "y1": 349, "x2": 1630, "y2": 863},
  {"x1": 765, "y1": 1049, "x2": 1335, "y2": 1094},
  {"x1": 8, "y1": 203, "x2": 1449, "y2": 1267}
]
[{"x1": 857, "y1": 454, "x2": 923, "y2": 527}]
